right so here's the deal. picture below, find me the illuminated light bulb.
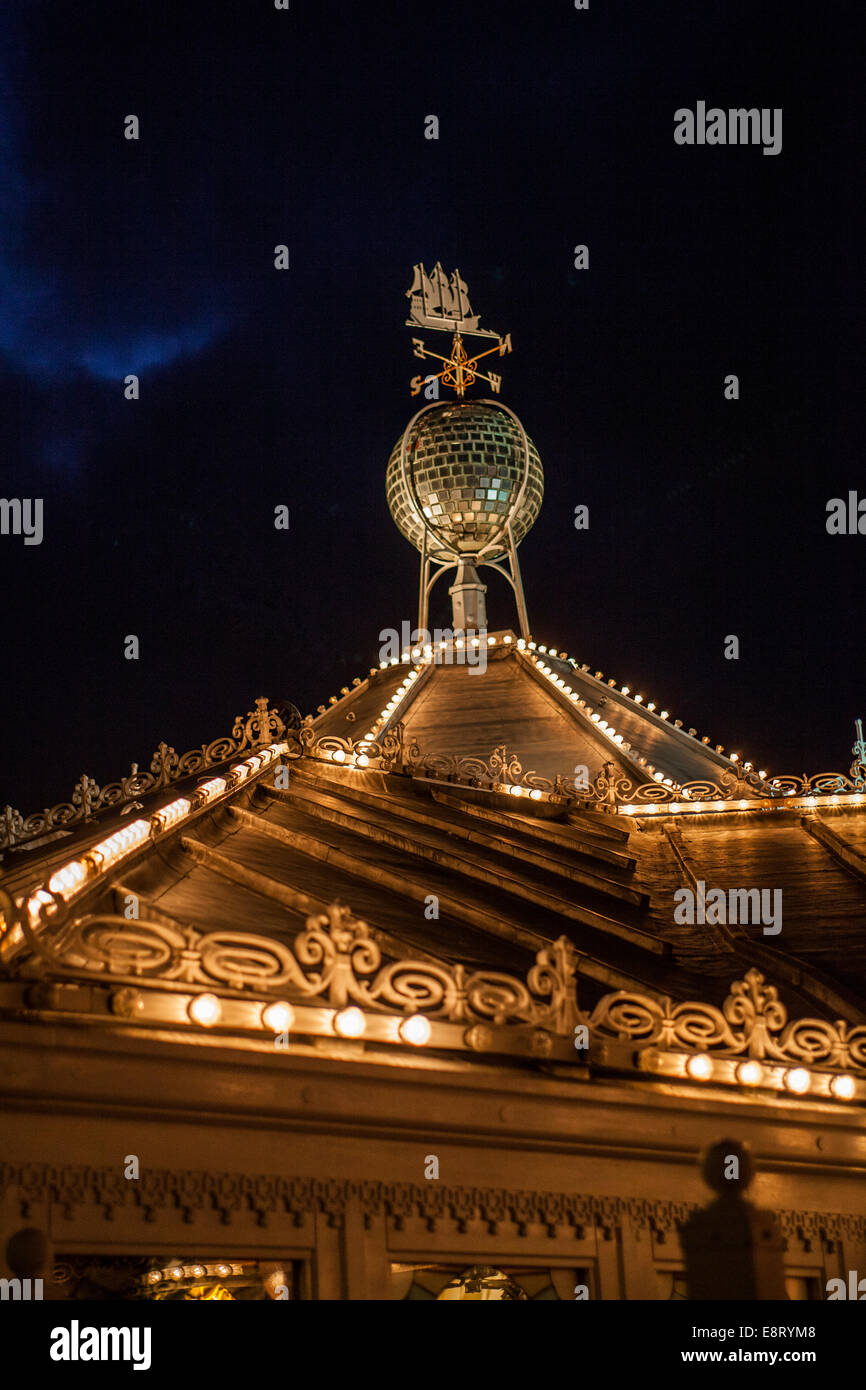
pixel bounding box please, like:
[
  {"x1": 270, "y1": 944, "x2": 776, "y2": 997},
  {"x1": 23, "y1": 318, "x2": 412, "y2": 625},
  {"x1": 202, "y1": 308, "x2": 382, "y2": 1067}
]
[
  {"x1": 455, "y1": 638, "x2": 464, "y2": 649},
  {"x1": 538, "y1": 645, "x2": 547, "y2": 654},
  {"x1": 331, "y1": 750, "x2": 346, "y2": 763},
  {"x1": 654, "y1": 772, "x2": 664, "y2": 782},
  {"x1": 621, "y1": 686, "x2": 630, "y2": 695},
  {"x1": 191, "y1": 1266, "x2": 205, "y2": 1279},
  {"x1": 91, "y1": 819, "x2": 151, "y2": 869},
  {"x1": 599, "y1": 720, "x2": 608, "y2": 730},
  {"x1": 517, "y1": 638, "x2": 526, "y2": 650},
  {"x1": 170, "y1": 1267, "x2": 184, "y2": 1281},
  {"x1": 744, "y1": 761, "x2": 753, "y2": 772},
  {"x1": 730, "y1": 752, "x2": 739, "y2": 762},
  {"x1": 591, "y1": 713, "x2": 600, "y2": 723},
  {"x1": 410, "y1": 647, "x2": 421, "y2": 660},
  {"x1": 785, "y1": 1067, "x2": 810, "y2": 1095},
  {"x1": 216, "y1": 1265, "x2": 230, "y2": 1278},
  {"x1": 509, "y1": 785, "x2": 523, "y2": 797},
  {"x1": 356, "y1": 754, "x2": 369, "y2": 768},
  {"x1": 49, "y1": 860, "x2": 89, "y2": 898},
  {"x1": 334, "y1": 1006, "x2": 366, "y2": 1038},
  {"x1": 487, "y1": 635, "x2": 496, "y2": 645},
  {"x1": 400, "y1": 652, "x2": 409, "y2": 663},
  {"x1": 686, "y1": 1054, "x2": 713, "y2": 1081},
  {"x1": 188, "y1": 993, "x2": 222, "y2": 1026},
  {"x1": 663, "y1": 778, "x2": 673, "y2": 786},
  {"x1": 549, "y1": 648, "x2": 558, "y2": 657},
  {"x1": 147, "y1": 1271, "x2": 162, "y2": 1285},
  {"x1": 647, "y1": 702, "x2": 656, "y2": 712},
  {"x1": 830, "y1": 1074, "x2": 855, "y2": 1100},
  {"x1": 439, "y1": 641, "x2": 446, "y2": 650},
  {"x1": 503, "y1": 634, "x2": 513, "y2": 643},
  {"x1": 262, "y1": 1001, "x2": 295, "y2": 1033},
  {"x1": 701, "y1": 736, "x2": 710, "y2": 745},
  {"x1": 530, "y1": 789, "x2": 542, "y2": 800},
  {"x1": 660, "y1": 711, "x2": 669, "y2": 720},
  {"x1": 527, "y1": 640, "x2": 536, "y2": 649},
  {"x1": 759, "y1": 770, "x2": 767, "y2": 779},
  {"x1": 674, "y1": 719, "x2": 683, "y2": 729},
  {"x1": 613, "y1": 734, "x2": 623, "y2": 745},
  {"x1": 737, "y1": 1060, "x2": 763, "y2": 1087},
  {"x1": 390, "y1": 656, "x2": 398, "y2": 665},
  {"x1": 198, "y1": 777, "x2": 227, "y2": 802},
  {"x1": 716, "y1": 744, "x2": 725, "y2": 754},
  {"x1": 152, "y1": 797, "x2": 192, "y2": 832},
  {"x1": 399, "y1": 1014, "x2": 431, "y2": 1046}
]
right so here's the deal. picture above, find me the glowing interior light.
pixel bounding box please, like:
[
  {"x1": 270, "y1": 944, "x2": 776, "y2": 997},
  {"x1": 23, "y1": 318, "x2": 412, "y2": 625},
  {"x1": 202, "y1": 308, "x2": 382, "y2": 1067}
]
[
  {"x1": 188, "y1": 993, "x2": 222, "y2": 1026},
  {"x1": 830, "y1": 1074, "x2": 855, "y2": 1100},
  {"x1": 621, "y1": 686, "x2": 630, "y2": 695},
  {"x1": 730, "y1": 752, "x2": 739, "y2": 762},
  {"x1": 758, "y1": 770, "x2": 767, "y2": 779},
  {"x1": 48, "y1": 860, "x2": 90, "y2": 898},
  {"x1": 91, "y1": 819, "x2": 151, "y2": 870},
  {"x1": 660, "y1": 711, "x2": 669, "y2": 720},
  {"x1": 517, "y1": 638, "x2": 526, "y2": 649},
  {"x1": 399, "y1": 1014, "x2": 431, "y2": 1046},
  {"x1": 152, "y1": 797, "x2": 192, "y2": 832},
  {"x1": 334, "y1": 1006, "x2": 366, "y2": 1038},
  {"x1": 549, "y1": 648, "x2": 558, "y2": 657},
  {"x1": 509, "y1": 785, "x2": 524, "y2": 797},
  {"x1": 686, "y1": 1054, "x2": 713, "y2": 1081},
  {"x1": 591, "y1": 713, "x2": 600, "y2": 723},
  {"x1": 331, "y1": 749, "x2": 346, "y2": 763},
  {"x1": 737, "y1": 1060, "x2": 763, "y2": 1086},
  {"x1": 26, "y1": 887, "x2": 57, "y2": 927},
  {"x1": 634, "y1": 694, "x2": 643, "y2": 703},
  {"x1": 262, "y1": 1001, "x2": 295, "y2": 1033},
  {"x1": 538, "y1": 645, "x2": 547, "y2": 654},
  {"x1": 785, "y1": 1067, "x2": 811, "y2": 1094},
  {"x1": 198, "y1": 777, "x2": 227, "y2": 802},
  {"x1": 170, "y1": 1267, "x2": 184, "y2": 1281},
  {"x1": 356, "y1": 754, "x2": 369, "y2": 768},
  {"x1": 527, "y1": 640, "x2": 535, "y2": 649}
]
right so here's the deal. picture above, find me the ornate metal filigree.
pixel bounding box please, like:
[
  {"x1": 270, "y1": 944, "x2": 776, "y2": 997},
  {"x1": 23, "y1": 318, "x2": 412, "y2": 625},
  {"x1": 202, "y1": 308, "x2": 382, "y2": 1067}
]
[
  {"x1": 23, "y1": 900, "x2": 581, "y2": 1035},
  {"x1": 300, "y1": 723, "x2": 866, "y2": 811},
  {"x1": 1, "y1": 698, "x2": 297, "y2": 852},
  {"x1": 13, "y1": 885, "x2": 866, "y2": 1076},
  {"x1": 589, "y1": 968, "x2": 866, "y2": 1071}
]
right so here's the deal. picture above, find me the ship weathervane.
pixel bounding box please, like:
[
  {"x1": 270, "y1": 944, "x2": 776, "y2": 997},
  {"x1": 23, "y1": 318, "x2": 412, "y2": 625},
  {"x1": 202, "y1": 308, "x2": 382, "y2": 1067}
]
[{"x1": 405, "y1": 261, "x2": 512, "y2": 398}]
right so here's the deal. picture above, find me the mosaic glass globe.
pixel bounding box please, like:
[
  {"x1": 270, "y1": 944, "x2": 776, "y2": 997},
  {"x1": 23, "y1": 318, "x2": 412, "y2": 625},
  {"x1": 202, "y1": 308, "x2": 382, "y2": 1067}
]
[{"x1": 386, "y1": 400, "x2": 544, "y2": 563}]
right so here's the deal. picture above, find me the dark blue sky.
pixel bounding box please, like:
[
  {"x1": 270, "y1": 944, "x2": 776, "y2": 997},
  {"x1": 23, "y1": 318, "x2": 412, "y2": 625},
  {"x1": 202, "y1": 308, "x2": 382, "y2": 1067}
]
[{"x1": 0, "y1": 0, "x2": 862, "y2": 809}]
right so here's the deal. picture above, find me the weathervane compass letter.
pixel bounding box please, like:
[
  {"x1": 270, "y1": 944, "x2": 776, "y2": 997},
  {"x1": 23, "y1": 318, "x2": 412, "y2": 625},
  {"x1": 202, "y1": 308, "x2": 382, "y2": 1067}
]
[{"x1": 406, "y1": 261, "x2": 512, "y2": 397}]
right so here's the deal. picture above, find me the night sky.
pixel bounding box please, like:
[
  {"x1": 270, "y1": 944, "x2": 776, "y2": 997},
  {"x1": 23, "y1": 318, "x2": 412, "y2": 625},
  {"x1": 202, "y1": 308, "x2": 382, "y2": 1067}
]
[{"x1": 0, "y1": 1, "x2": 861, "y2": 812}]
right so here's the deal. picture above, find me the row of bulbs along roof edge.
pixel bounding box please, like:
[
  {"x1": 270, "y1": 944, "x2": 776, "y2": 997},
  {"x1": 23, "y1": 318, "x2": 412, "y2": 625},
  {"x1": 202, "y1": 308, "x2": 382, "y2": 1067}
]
[
  {"x1": 310, "y1": 634, "x2": 765, "y2": 790},
  {"x1": 1, "y1": 746, "x2": 288, "y2": 953},
  {"x1": 11, "y1": 977, "x2": 862, "y2": 1102}
]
